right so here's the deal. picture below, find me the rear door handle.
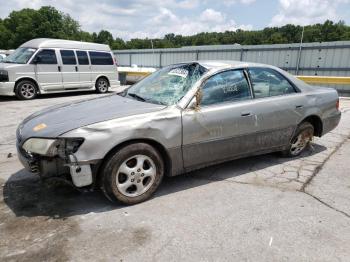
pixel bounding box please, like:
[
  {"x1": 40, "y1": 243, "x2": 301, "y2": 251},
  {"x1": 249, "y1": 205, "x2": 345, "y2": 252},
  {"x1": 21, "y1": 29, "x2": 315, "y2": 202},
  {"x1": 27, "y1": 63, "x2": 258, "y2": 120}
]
[
  {"x1": 241, "y1": 111, "x2": 252, "y2": 117},
  {"x1": 58, "y1": 66, "x2": 61, "y2": 72},
  {"x1": 295, "y1": 105, "x2": 303, "y2": 109},
  {"x1": 75, "y1": 66, "x2": 78, "y2": 72}
]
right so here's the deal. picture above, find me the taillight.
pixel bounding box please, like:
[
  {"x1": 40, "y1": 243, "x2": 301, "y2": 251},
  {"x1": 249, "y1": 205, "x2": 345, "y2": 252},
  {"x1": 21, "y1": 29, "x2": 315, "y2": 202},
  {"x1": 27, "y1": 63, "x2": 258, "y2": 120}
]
[{"x1": 336, "y1": 99, "x2": 340, "y2": 110}]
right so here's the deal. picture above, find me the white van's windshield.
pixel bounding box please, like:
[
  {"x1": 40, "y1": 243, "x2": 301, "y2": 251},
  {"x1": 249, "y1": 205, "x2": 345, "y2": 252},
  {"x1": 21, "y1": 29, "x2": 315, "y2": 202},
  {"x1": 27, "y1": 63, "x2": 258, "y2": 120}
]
[{"x1": 3, "y1": 47, "x2": 37, "y2": 64}]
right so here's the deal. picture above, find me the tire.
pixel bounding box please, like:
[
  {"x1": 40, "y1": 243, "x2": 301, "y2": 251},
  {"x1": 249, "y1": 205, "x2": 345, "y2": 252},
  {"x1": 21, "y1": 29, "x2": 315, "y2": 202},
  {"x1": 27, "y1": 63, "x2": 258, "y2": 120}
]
[
  {"x1": 15, "y1": 80, "x2": 38, "y2": 100},
  {"x1": 95, "y1": 77, "x2": 109, "y2": 93},
  {"x1": 100, "y1": 143, "x2": 164, "y2": 204},
  {"x1": 282, "y1": 122, "x2": 314, "y2": 157}
]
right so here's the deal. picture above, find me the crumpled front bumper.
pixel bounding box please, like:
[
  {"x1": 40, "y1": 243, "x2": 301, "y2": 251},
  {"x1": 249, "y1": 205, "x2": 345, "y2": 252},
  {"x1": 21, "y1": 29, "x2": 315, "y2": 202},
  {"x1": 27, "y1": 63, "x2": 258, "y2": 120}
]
[{"x1": 16, "y1": 136, "x2": 96, "y2": 188}]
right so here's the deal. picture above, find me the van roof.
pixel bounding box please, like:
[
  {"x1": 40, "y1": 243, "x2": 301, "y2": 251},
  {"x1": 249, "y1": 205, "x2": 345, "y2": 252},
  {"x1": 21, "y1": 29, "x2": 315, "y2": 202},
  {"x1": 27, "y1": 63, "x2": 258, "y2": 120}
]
[{"x1": 20, "y1": 38, "x2": 111, "y2": 52}]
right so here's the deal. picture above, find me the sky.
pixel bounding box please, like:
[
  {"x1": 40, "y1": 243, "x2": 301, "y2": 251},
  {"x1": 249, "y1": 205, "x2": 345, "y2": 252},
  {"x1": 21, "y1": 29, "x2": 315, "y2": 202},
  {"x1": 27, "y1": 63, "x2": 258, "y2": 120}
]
[{"x1": 0, "y1": 0, "x2": 350, "y2": 40}]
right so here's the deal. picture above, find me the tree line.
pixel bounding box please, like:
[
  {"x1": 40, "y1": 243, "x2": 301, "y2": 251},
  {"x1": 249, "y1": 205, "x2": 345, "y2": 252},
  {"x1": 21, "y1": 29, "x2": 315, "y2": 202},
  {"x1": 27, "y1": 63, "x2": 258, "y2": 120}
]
[{"x1": 1, "y1": 6, "x2": 350, "y2": 50}]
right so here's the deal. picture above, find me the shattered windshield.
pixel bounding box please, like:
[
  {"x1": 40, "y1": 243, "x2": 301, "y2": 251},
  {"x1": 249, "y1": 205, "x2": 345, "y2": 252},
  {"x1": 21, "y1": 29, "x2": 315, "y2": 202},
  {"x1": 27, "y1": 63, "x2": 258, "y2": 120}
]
[
  {"x1": 123, "y1": 63, "x2": 207, "y2": 105},
  {"x1": 3, "y1": 47, "x2": 37, "y2": 64}
]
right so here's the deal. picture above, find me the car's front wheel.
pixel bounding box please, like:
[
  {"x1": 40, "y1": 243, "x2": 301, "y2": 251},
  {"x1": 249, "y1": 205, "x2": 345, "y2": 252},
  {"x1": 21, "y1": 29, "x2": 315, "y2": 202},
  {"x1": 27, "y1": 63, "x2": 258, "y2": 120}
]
[
  {"x1": 282, "y1": 122, "x2": 314, "y2": 157},
  {"x1": 100, "y1": 143, "x2": 164, "y2": 204}
]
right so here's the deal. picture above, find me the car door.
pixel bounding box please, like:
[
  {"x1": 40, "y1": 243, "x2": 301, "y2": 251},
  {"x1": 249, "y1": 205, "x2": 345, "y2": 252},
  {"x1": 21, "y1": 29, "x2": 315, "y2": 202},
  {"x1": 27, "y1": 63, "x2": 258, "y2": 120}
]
[
  {"x1": 247, "y1": 67, "x2": 307, "y2": 149},
  {"x1": 182, "y1": 69, "x2": 259, "y2": 170},
  {"x1": 76, "y1": 50, "x2": 92, "y2": 88},
  {"x1": 59, "y1": 49, "x2": 80, "y2": 89},
  {"x1": 33, "y1": 49, "x2": 63, "y2": 91}
]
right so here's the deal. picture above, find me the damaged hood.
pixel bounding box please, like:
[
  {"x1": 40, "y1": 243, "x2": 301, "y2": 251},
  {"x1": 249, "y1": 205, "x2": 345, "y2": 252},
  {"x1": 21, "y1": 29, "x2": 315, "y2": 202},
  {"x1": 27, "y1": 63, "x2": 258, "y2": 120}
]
[{"x1": 18, "y1": 94, "x2": 166, "y2": 141}]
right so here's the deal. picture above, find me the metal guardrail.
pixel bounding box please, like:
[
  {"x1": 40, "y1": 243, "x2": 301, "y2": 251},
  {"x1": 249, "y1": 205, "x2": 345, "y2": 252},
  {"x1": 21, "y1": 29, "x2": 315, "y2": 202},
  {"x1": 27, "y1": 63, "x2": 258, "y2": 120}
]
[
  {"x1": 297, "y1": 76, "x2": 350, "y2": 85},
  {"x1": 118, "y1": 69, "x2": 350, "y2": 86},
  {"x1": 114, "y1": 41, "x2": 350, "y2": 77}
]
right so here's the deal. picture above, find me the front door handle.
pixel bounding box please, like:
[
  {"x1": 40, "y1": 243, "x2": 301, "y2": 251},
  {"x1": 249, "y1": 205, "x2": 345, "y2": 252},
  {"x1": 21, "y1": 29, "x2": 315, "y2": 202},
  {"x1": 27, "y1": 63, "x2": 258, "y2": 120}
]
[
  {"x1": 295, "y1": 105, "x2": 303, "y2": 109},
  {"x1": 75, "y1": 66, "x2": 78, "y2": 72},
  {"x1": 241, "y1": 111, "x2": 252, "y2": 117},
  {"x1": 58, "y1": 66, "x2": 61, "y2": 72}
]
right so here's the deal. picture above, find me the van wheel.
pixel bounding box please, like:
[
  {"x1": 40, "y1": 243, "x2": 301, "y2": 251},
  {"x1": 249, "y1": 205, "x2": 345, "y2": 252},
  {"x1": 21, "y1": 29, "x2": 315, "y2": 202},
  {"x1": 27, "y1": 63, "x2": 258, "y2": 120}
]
[
  {"x1": 282, "y1": 122, "x2": 314, "y2": 157},
  {"x1": 95, "y1": 77, "x2": 109, "y2": 93},
  {"x1": 15, "y1": 80, "x2": 38, "y2": 100},
  {"x1": 100, "y1": 143, "x2": 164, "y2": 205}
]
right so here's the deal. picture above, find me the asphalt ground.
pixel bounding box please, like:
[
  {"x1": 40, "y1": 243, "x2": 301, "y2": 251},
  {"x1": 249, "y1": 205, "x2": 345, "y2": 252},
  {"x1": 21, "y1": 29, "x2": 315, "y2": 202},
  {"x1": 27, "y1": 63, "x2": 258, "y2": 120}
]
[{"x1": 1, "y1": 91, "x2": 350, "y2": 262}]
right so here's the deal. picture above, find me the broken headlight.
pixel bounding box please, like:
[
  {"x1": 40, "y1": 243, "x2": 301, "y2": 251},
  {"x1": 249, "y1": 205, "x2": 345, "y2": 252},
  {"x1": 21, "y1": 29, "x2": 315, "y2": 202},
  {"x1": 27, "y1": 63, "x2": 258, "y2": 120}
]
[
  {"x1": 22, "y1": 138, "x2": 84, "y2": 157},
  {"x1": 22, "y1": 138, "x2": 59, "y2": 156}
]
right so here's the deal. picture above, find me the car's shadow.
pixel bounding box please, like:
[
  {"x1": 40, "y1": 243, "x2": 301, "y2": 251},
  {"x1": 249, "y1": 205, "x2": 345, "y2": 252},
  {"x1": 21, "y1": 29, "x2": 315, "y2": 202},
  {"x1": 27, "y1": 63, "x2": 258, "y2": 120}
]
[{"x1": 2, "y1": 143, "x2": 327, "y2": 219}]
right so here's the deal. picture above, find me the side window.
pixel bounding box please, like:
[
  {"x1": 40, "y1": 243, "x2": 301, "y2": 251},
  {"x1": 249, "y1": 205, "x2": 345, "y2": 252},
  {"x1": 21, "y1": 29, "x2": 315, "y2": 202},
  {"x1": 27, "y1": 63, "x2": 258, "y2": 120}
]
[
  {"x1": 33, "y1": 49, "x2": 57, "y2": 64},
  {"x1": 201, "y1": 70, "x2": 251, "y2": 106},
  {"x1": 249, "y1": 68, "x2": 296, "y2": 98},
  {"x1": 76, "y1": 50, "x2": 89, "y2": 65},
  {"x1": 89, "y1": 51, "x2": 113, "y2": 65},
  {"x1": 60, "y1": 50, "x2": 77, "y2": 65}
]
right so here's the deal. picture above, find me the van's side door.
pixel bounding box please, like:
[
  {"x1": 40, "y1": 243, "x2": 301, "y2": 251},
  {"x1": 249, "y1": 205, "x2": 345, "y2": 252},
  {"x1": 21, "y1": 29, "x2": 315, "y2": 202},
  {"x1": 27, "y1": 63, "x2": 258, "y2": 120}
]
[
  {"x1": 76, "y1": 50, "x2": 92, "y2": 88},
  {"x1": 59, "y1": 50, "x2": 80, "y2": 89},
  {"x1": 33, "y1": 49, "x2": 63, "y2": 91}
]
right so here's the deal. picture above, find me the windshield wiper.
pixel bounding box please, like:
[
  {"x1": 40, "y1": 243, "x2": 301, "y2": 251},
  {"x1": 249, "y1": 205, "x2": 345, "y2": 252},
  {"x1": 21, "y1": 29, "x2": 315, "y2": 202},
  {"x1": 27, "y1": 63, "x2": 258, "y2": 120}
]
[
  {"x1": 127, "y1": 92, "x2": 146, "y2": 102},
  {"x1": 127, "y1": 92, "x2": 167, "y2": 105}
]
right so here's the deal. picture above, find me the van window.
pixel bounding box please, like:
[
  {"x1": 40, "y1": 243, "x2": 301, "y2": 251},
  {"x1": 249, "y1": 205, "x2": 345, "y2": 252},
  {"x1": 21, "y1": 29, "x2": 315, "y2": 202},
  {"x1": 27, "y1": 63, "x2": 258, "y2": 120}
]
[
  {"x1": 76, "y1": 51, "x2": 89, "y2": 65},
  {"x1": 89, "y1": 51, "x2": 113, "y2": 65},
  {"x1": 60, "y1": 50, "x2": 77, "y2": 65},
  {"x1": 33, "y1": 49, "x2": 57, "y2": 64}
]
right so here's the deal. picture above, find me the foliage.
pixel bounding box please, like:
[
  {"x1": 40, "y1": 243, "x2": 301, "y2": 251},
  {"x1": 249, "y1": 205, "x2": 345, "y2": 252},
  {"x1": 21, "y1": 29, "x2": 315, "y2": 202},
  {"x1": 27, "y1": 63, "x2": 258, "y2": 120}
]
[{"x1": 0, "y1": 6, "x2": 350, "y2": 50}]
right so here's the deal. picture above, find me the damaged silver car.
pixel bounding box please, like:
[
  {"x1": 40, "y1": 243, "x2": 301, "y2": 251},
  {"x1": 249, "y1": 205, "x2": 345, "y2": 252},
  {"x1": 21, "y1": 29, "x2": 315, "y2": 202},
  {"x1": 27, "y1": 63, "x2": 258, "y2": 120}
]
[{"x1": 16, "y1": 61, "x2": 341, "y2": 204}]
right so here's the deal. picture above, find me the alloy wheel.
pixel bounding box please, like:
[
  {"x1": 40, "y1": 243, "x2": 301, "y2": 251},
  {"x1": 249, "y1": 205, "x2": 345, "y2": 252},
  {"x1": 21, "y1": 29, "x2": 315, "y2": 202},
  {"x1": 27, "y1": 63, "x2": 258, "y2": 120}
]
[
  {"x1": 20, "y1": 83, "x2": 36, "y2": 99},
  {"x1": 98, "y1": 79, "x2": 108, "y2": 92},
  {"x1": 116, "y1": 154, "x2": 156, "y2": 197}
]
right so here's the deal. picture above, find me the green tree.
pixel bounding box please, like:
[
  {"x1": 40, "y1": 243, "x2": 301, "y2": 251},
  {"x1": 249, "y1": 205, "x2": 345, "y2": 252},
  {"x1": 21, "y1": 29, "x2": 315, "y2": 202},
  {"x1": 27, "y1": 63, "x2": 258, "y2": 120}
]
[
  {"x1": 0, "y1": 6, "x2": 350, "y2": 50},
  {"x1": 96, "y1": 30, "x2": 114, "y2": 46}
]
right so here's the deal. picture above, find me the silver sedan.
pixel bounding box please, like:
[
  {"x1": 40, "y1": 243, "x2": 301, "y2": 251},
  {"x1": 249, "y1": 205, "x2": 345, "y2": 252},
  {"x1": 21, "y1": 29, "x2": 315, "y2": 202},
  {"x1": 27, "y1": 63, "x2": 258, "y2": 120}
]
[{"x1": 16, "y1": 61, "x2": 341, "y2": 204}]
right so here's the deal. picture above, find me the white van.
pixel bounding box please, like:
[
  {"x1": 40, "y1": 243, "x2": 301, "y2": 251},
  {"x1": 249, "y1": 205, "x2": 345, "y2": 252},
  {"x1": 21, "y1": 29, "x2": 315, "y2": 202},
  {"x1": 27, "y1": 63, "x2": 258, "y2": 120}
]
[{"x1": 0, "y1": 38, "x2": 119, "y2": 99}]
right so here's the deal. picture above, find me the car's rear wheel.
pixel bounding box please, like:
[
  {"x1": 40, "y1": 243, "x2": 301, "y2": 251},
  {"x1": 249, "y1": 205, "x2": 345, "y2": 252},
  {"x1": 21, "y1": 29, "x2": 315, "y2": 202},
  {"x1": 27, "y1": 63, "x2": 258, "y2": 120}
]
[
  {"x1": 95, "y1": 77, "x2": 109, "y2": 93},
  {"x1": 282, "y1": 122, "x2": 314, "y2": 157},
  {"x1": 15, "y1": 80, "x2": 38, "y2": 100},
  {"x1": 100, "y1": 143, "x2": 164, "y2": 204}
]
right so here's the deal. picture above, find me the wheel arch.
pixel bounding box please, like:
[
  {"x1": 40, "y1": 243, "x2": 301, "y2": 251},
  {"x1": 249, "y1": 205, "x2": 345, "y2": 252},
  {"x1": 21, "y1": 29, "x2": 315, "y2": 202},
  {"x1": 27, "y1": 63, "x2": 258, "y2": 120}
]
[
  {"x1": 14, "y1": 77, "x2": 40, "y2": 93},
  {"x1": 300, "y1": 115, "x2": 323, "y2": 137},
  {"x1": 94, "y1": 75, "x2": 110, "y2": 87}
]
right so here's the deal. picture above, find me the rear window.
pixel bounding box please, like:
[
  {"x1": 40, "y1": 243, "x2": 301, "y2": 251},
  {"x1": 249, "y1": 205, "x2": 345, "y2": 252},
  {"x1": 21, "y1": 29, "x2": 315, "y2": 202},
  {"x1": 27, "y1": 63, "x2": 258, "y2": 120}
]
[
  {"x1": 76, "y1": 51, "x2": 89, "y2": 65},
  {"x1": 60, "y1": 50, "x2": 77, "y2": 65},
  {"x1": 89, "y1": 51, "x2": 113, "y2": 65}
]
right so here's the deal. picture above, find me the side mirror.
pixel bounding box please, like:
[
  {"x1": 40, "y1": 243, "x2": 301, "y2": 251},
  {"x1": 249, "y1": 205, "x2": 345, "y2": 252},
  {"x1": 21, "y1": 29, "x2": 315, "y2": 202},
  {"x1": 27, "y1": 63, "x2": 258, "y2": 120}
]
[
  {"x1": 188, "y1": 97, "x2": 198, "y2": 110},
  {"x1": 187, "y1": 89, "x2": 202, "y2": 111},
  {"x1": 32, "y1": 56, "x2": 41, "y2": 64}
]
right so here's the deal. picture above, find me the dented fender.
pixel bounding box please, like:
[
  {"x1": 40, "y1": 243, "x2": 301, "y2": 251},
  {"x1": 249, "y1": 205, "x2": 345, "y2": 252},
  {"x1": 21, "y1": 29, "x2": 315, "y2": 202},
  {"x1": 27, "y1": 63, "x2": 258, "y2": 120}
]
[{"x1": 61, "y1": 105, "x2": 184, "y2": 175}]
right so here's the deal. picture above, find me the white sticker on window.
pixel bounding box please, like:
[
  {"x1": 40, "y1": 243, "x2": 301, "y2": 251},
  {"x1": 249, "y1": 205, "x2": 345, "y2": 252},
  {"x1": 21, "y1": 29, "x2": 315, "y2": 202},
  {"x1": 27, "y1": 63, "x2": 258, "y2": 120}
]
[{"x1": 168, "y1": 68, "x2": 188, "y2": 78}]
